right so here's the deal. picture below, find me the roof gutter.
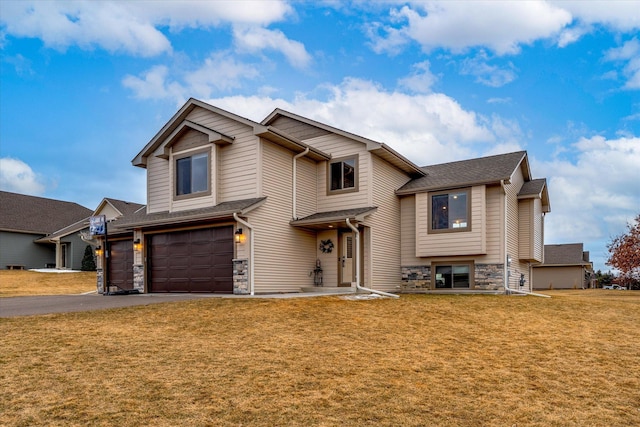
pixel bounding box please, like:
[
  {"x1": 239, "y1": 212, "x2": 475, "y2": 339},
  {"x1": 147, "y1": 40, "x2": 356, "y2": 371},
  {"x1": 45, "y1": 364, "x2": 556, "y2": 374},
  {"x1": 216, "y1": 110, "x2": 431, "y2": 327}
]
[
  {"x1": 345, "y1": 218, "x2": 399, "y2": 299},
  {"x1": 292, "y1": 147, "x2": 310, "y2": 220},
  {"x1": 233, "y1": 212, "x2": 255, "y2": 296}
]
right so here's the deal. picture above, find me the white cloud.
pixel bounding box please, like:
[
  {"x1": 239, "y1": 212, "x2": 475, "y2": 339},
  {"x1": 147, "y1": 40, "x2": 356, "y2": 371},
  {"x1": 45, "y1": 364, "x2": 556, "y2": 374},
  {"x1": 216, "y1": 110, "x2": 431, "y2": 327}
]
[
  {"x1": 398, "y1": 60, "x2": 438, "y2": 93},
  {"x1": 206, "y1": 77, "x2": 523, "y2": 165},
  {"x1": 0, "y1": 1, "x2": 171, "y2": 56},
  {"x1": 0, "y1": 0, "x2": 294, "y2": 57},
  {"x1": 605, "y1": 38, "x2": 640, "y2": 90},
  {"x1": 533, "y1": 136, "x2": 640, "y2": 268},
  {"x1": 370, "y1": 1, "x2": 572, "y2": 55},
  {"x1": 553, "y1": 0, "x2": 640, "y2": 32},
  {"x1": 0, "y1": 157, "x2": 46, "y2": 195},
  {"x1": 233, "y1": 26, "x2": 312, "y2": 69},
  {"x1": 123, "y1": 54, "x2": 260, "y2": 104},
  {"x1": 459, "y1": 51, "x2": 517, "y2": 87}
]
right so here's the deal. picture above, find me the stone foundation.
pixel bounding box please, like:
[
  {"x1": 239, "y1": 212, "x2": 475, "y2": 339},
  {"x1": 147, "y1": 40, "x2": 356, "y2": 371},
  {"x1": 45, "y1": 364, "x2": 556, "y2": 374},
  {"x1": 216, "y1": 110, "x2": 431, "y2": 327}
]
[
  {"x1": 473, "y1": 263, "x2": 505, "y2": 290},
  {"x1": 233, "y1": 259, "x2": 250, "y2": 295},
  {"x1": 401, "y1": 265, "x2": 431, "y2": 290},
  {"x1": 96, "y1": 268, "x2": 104, "y2": 294},
  {"x1": 401, "y1": 263, "x2": 505, "y2": 291},
  {"x1": 133, "y1": 264, "x2": 144, "y2": 293}
]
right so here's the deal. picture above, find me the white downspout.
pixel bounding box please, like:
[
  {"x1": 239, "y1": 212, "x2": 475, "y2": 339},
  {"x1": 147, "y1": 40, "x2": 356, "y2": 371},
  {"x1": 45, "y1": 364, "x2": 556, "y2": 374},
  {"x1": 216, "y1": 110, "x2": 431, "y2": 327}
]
[
  {"x1": 501, "y1": 180, "x2": 510, "y2": 295},
  {"x1": 292, "y1": 147, "x2": 309, "y2": 220},
  {"x1": 345, "y1": 218, "x2": 399, "y2": 299},
  {"x1": 233, "y1": 212, "x2": 255, "y2": 296}
]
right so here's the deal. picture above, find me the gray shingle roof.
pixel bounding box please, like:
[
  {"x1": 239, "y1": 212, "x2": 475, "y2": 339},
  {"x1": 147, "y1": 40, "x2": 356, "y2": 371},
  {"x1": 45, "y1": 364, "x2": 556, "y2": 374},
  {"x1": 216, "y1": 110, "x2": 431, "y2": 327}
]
[
  {"x1": 397, "y1": 151, "x2": 527, "y2": 194},
  {"x1": 541, "y1": 243, "x2": 590, "y2": 265},
  {"x1": 519, "y1": 179, "x2": 546, "y2": 197},
  {"x1": 0, "y1": 191, "x2": 92, "y2": 235},
  {"x1": 109, "y1": 197, "x2": 266, "y2": 231},
  {"x1": 102, "y1": 198, "x2": 146, "y2": 216}
]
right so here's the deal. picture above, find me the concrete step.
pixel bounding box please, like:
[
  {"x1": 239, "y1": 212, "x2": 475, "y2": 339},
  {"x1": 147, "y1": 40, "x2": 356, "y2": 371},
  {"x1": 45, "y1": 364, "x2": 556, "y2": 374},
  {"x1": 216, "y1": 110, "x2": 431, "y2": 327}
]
[{"x1": 300, "y1": 286, "x2": 356, "y2": 294}]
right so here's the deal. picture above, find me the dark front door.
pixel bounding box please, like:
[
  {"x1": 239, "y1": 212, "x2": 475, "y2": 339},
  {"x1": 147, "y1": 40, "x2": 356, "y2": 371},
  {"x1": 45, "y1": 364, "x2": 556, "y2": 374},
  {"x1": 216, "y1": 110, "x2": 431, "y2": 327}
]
[
  {"x1": 108, "y1": 240, "x2": 134, "y2": 291},
  {"x1": 148, "y1": 226, "x2": 234, "y2": 293}
]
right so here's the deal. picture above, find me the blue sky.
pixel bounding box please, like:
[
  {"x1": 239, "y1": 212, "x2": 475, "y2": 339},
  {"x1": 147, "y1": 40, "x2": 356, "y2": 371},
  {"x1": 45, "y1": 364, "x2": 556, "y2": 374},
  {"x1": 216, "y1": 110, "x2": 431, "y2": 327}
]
[{"x1": 1, "y1": 1, "x2": 639, "y2": 272}]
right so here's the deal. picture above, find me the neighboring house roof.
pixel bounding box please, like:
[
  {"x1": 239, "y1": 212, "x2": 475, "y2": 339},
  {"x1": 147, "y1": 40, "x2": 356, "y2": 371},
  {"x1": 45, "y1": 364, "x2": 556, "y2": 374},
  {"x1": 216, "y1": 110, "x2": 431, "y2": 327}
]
[
  {"x1": 108, "y1": 197, "x2": 266, "y2": 232},
  {"x1": 93, "y1": 197, "x2": 146, "y2": 217},
  {"x1": 396, "y1": 151, "x2": 529, "y2": 195},
  {"x1": 132, "y1": 98, "x2": 329, "y2": 168},
  {"x1": 263, "y1": 108, "x2": 426, "y2": 177},
  {"x1": 34, "y1": 216, "x2": 90, "y2": 243},
  {"x1": 0, "y1": 191, "x2": 92, "y2": 235},
  {"x1": 535, "y1": 243, "x2": 592, "y2": 267}
]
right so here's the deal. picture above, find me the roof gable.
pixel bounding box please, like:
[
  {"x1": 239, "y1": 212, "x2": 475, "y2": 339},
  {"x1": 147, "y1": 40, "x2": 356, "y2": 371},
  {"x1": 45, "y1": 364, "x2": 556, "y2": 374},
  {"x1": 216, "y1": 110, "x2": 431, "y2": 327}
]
[
  {"x1": 263, "y1": 108, "x2": 425, "y2": 177},
  {"x1": 397, "y1": 151, "x2": 528, "y2": 194},
  {"x1": 132, "y1": 98, "x2": 329, "y2": 167},
  {"x1": 0, "y1": 191, "x2": 92, "y2": 235}
]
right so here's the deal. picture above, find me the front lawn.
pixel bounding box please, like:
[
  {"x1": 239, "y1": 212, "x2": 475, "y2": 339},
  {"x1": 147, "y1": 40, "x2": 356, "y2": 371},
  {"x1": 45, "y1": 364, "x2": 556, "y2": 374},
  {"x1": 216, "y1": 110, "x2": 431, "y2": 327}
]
[{"x1": 1, "y1": 291, "x2": 638, "y2": 426}]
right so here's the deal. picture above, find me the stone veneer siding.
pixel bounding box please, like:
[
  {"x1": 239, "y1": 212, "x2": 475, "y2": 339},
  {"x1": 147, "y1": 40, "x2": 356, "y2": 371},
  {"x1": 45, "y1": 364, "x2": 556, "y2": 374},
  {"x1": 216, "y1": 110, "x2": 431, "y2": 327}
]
[
  {"x1": 96, "y1": 268, "x2": 104, "y2": 294},
  {"x1": 401, "y1": 265, "x2": 431, "y2": 289},
  {"x1": 401, "y1": 263, "x2": 505, "y2": 291},
  {"x1": 233, "y1": 259, "x2": 250, "y2": 295},
  {"x1": 133, "y1": 264, "x2": 144, "y2": 293},
  {"x1": 473, "y1": 263, "x2": 505, "y2": 290}
]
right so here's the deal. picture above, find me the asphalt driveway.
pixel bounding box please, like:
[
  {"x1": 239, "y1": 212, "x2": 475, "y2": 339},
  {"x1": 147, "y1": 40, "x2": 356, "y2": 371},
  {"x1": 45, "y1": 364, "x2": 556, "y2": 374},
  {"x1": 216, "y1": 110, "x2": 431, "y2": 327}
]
[{"x1": 0, "y1": 293, "x2": 220, "y2": 318}]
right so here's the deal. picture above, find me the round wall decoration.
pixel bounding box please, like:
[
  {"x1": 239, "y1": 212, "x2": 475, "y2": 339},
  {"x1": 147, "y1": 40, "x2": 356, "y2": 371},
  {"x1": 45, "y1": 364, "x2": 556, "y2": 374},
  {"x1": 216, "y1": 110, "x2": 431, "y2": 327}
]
[{"x1": 319, "y1": 239, "x2": 334, "y2": 254}]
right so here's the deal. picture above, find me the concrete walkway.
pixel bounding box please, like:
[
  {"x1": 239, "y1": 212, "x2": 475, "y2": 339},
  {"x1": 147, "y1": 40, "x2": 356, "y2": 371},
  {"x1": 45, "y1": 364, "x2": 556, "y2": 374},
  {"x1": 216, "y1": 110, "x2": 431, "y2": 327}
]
[{"x1": 0, "y1": 290, "x2": 359, "y2": 318}]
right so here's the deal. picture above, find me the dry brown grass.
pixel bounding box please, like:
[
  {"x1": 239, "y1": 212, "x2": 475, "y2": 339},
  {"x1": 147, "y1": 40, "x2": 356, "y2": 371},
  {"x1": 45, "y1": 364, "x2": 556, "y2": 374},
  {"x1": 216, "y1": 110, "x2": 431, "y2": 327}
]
[
  {"x1": 0, "y1": 270, "x2": 96, "y2": 297},
  {"x1": 1, "y1": 290, "x2": 639, "y2": 426}
]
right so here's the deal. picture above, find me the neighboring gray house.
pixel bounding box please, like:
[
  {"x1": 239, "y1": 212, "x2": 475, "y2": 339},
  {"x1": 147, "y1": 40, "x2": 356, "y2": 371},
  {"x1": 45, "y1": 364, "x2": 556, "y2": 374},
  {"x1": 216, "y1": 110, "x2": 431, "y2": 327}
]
[
  {"x1": 531, "y1": 243, "x2": 594, "y2": 289},
  {"x1": 0, "y1": 191, "x2": 93, "y2": 270}
]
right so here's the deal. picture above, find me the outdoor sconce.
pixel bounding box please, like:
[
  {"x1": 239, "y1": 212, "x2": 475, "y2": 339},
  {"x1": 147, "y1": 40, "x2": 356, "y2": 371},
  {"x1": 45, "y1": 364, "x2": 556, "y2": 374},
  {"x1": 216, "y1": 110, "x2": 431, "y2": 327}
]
[
  {"x1": 133, "y1": 238, "x2": 142, "y2": 252},
  {"x1": 95, "y1": 246, "x2": 103, "y2": 256},
  {"x1": 234, "y1": 228, "x2": 245, "y2": 244},
  {"x1": 507, "y1": 255, "x2": 512, "y2": 267}
]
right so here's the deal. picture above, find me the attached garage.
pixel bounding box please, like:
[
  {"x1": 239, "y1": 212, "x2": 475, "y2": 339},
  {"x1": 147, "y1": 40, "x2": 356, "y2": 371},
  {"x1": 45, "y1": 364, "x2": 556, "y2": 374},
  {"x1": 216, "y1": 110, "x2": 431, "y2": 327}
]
[
  {"x1": 148, "y1": 226, "x2": 234, "y2": 293},
  {"x1": 108, "y1": 239, "x2": 134, "y2": 291}
]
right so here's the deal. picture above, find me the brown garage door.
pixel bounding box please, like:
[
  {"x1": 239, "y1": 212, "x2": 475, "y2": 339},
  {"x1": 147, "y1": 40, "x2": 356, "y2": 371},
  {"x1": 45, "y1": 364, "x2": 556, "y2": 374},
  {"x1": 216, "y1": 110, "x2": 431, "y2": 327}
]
[
  {"x1": 148, "y1": 226, "x2": 234, "y2": 293},
  {"x1": 108, "y1": 240, "x2": 134, "y2": 291}
]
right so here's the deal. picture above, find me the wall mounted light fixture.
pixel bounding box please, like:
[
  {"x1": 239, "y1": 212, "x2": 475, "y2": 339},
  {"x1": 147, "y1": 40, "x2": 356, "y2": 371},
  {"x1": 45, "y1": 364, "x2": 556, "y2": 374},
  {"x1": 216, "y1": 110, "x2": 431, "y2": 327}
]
[
  {"x1": 95, "y1": 246, "x2": 103, "y2": 256},
  {"x1": 133, "y1": 238, "x2": 142, "y2": 252},
  {"x1": 235, "y1": 228, "x2": 245, "y2": 244}
]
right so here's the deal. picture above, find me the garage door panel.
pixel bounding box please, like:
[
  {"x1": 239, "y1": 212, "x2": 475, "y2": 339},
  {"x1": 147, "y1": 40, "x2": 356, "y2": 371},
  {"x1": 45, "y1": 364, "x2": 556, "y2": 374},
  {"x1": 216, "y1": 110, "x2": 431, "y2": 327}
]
[
  {"x1": 149, "y1": 226, "x2": 234, "y2": 293},
  {"x1": 108, "y1": 240, "x2": 134, "y2": 291}
]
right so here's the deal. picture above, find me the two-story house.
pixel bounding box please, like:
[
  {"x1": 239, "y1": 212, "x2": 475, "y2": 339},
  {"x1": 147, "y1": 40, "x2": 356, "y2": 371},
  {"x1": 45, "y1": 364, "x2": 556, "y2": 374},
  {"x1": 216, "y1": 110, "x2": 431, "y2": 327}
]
[{"x1": 96, "y1": 98, "x2": 549, "y2": 296}]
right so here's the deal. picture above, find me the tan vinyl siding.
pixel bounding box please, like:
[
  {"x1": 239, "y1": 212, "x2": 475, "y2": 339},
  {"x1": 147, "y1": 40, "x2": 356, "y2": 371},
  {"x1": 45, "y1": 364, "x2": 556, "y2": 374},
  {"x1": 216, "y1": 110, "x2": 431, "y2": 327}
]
[
  {"x1": 147, "y1": 153, "x2": 170, "y2": 213},
  {"x1": 400, "y1": 195, "x2": 423, "y2": 265},
  {"x1": 519, "y1": 199, "x2": 533, "y2": 260},
  {"x1": 296, "y1": 156, "x2": 317, "y2": 219},
  {"x1": 533, "y1": 198, "x2": 544, "y2": 262},
  {"x1": 172, "y1": 129, "x2": 208, "y2": 152},
  {"x1": 370, "y1": 155, "x2": 412, "y2": 291},
  {"x1": 304, "y1": 134, "x2": 370, "y2": 211},
  {"x1": 186, "y1": 107, "x2": 259, "y2": 202},
  {"x1": 482, "y1": 185, "x2": 503, "y2": 264},
  {"x1": 250, "y1": 140, "x2": 316, "y2": 293},
  {"x1": 316, "y1": 229, "x2": 338, "y2": 286},
  {"x1": 416, "y1": 185, "x2": 486, "y2": 257}
]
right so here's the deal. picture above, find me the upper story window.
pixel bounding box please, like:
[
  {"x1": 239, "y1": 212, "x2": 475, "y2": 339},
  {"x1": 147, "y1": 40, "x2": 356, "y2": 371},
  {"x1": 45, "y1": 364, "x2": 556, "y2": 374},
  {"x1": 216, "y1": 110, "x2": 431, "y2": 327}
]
[
  {"x1": 430, "y1": 189, "x2": 470, "y2": 232},
  {"x1": 328, "y1": 156, "x2": 358, "y2": 194},
  {"x1": 175, "y1": 150, "x2": 210, "y2": 198}
]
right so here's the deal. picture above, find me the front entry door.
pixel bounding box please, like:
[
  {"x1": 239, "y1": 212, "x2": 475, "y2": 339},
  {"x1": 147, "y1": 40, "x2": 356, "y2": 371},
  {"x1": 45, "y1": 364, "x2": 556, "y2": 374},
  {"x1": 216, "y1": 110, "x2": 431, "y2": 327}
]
[{"x1": 340, "y1": 232, "x2": 354, "y2": 286}]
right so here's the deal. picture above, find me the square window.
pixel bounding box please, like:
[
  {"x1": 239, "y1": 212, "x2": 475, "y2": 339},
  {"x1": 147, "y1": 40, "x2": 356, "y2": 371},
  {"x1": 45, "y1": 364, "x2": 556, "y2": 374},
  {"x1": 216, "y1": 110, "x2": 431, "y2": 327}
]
[
  {"x1": 176, "y1": 151, "x2": 209, "y2": 197},
  {"x1": 430, "y1": 190, "x2": 469, "y2": 232},
  {"x1": 328, "y1": 157, "x2": 357, "y2": 193}
]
